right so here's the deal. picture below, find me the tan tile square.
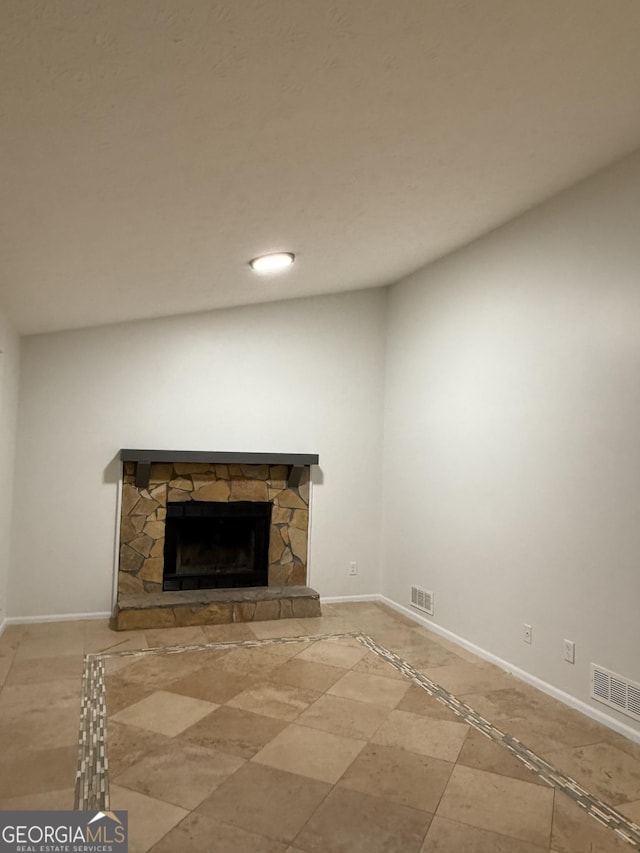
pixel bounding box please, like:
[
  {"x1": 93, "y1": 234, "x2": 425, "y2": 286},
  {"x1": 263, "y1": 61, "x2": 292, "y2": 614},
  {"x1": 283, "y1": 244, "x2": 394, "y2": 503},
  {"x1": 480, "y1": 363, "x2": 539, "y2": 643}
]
[
  {"x1": 0, "y1": 624, "x2": 25, "y2": 651},
  {"x1": 296, "y1": 638, "x2": 369, "y2": 669},
  {"x1": 110, "y1": 784, "x2": 188, "y2": 853},
  {"x1": 107, "y1": 721, "x2": 173, "y2": 777},
  {"x1": 0, "y1": 678, "x2": 81, "y2": 716},
  {"x1": 405, "y1": 641, "x2": 465, "y2": 668},
  {"x1": 371, "y1": 632, "x2": 462, "y2": 670},
  {"x1": 144, "y1": 626, "x2": 207, "y2": 647},
  {"x1": 293, "y1": 616, "x2": 358, "y2": 636},
  {"x1": 457, "y1": 728, "x2": 547, "y2": 786},
  {"x1": 249, "y1": 619, "x2": 308, "y2": 639},
  {"x1": 550, "y1": 792, "x2": 632, "y2": 853},
  {"x1": 498, "y1": 708, "x2": 607, "y2": 754},
  {"x1": 422, "y1": 815, "x2": 549, "y2": 852},
  {"x1": 0, "y1": 704, "x2": 80, "y2": 758},
  {"x1": 216, "y1": 646, "x2": 287, "y2": 676},
  {"x1": 84, "y1": 623, "x2": 150, "y2": 654},
  {"x1": 351, "y1": 612, "x2": 414, "y2": 633},
  {"x1": 256, "y1": 639, "x2": 311, "y2": 660},
  {"x1": 298, "y1": 693, "x2": 391, "y2": 740},
  {"x1": 545, "y1": 741, "x2": 640, "y2": 805},
  {"x1": 396, "y1": 684, "x2": 464, "y2": 722},
  {"x1": 269, "y1": 657, "x2": 345, "y2": 692},
  {"x1": 111, "y1": 651, "x2": 209, "y2": 690},
  {"x1": 14, "y1": 633, "x2": 84, "y2": 660},
  {"x1": 196, "y1": 762, "x2": 330, "y2": 844},
  {"x1": 359, "y1": 626, "x2": 422, "y2": 649},
  {"x1": 0, "y1": 787, "x2": 75, "y2": 810},
  {"x1": 461, "y1": 684, "x2": 563, "y2": 721},
  {"x1": 603, "y1": 731, "x2": 640, "y2": 764},
  {"x1": 0, "y1": 745, "x2": 77, "y2": 800},
  {"x1": 115, "y1": 739, "x2": 244, "y2": 809},
  {"x1": 89, "y1": 635, "x2": 153, "y2": 656},
  {"x1": 5, "y1": 655, "x2": 83, "y2": 685},
  {"x1": 315, "y1": 602, "x2": 345, "y2": 616},
  {"x1": 353, "y1": 651, "x2": 407, "y2": 681},
  {"x1": 453, "y1": 691, "x2": 509, "y2": 722},
  {"x1": 201, "y1": 622, "x2": 257, "y2": 643},
  {"x1": 322, "y1": 601, "x2": 382, "y2": 620},
  {"x1": 105, "y1": 675, "x2": 155, "y2": 715},
  {"x1": 111, "y1": 689, "x2": 217, "y2": 736},
  {"x1": 379, "y1": 607, "x2": 421, "y2": 627},
  {"x1": 423, "y1": 661, "x2": 513, "y2": 695},
  {"x1": 372, "y1": 709, "x2": 468, "y2": 762},
  {"x1": 252, "y1": 723, "x2": 366, "y2": 783},
  {"x1": 20, "y1": 621, "x2": 83, "y2": 640},
  {"x1": 295, "y1": 786, "x2": 432, "y2": 853},
  {"x1": 180, "y1": 705, "x2": 287, "y2": 759},
  {"x1": 470, "y1": 686, "x2": 610, "y2": 751},
  {"x1": 149, "y1": 812, "x2": 288, "y2": 853},
  {"x1": 104, "y1": 654, "x2": 142, "y2": 676},
  {"x1": 436, "y1": 765, "x2": 554, "y2": 847},
  {"x1": 340, "y1": 742, "x2": 453, "y2": 812},
  {"x1": 619, "y1": 799, "x2": 640, "y2": 823},
  {"x1": 328, "y1": 670, "x2": 410, "y2": 707},
  {"x1": 0, "y1": 649, "x2": 15, "y2": 688},
  {"x1": 419, "y1": 630, "x2": 487, "y2": 665},
  {"x1": 166, "y1": 667, "x2": 251, "y2": 704},
  {"x1": 228, "y1": 682, "x2": 320, "y2": 721}
]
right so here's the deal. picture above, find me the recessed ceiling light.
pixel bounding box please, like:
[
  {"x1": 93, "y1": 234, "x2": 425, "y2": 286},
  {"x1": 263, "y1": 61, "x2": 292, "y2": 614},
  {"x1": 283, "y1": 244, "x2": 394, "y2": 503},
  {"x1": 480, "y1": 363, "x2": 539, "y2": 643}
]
[{"x1": 249, "y1": 252, "x2": 295, "y2": 274}]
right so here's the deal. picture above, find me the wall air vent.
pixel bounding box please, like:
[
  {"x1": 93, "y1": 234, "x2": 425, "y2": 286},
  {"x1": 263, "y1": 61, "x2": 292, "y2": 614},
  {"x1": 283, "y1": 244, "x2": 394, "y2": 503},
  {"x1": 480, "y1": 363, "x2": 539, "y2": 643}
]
[
  {"x1": 591, "y1": 664, "x2": 640, "y2": 723},
  {"x1": 410, "y1": 585, "x2": 434, "y2": 616}
]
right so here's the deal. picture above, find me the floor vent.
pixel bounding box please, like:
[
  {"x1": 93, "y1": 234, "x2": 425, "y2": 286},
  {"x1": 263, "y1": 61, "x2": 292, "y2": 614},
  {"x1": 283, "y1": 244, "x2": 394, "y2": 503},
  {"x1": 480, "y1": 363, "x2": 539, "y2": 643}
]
[
  {"x1": 591, "y1": 664, "x2": 640, "y2": 723},
  {"x1": 410, "y1": 585, "x2": 434, "y2": 616}
]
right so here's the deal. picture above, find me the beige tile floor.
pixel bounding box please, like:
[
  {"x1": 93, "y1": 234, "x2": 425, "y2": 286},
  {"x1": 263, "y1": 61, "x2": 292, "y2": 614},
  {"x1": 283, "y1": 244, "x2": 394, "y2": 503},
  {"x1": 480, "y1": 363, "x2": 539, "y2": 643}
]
[{"x1": 1, "y1": 602, "x2": 640, "y2": 852}]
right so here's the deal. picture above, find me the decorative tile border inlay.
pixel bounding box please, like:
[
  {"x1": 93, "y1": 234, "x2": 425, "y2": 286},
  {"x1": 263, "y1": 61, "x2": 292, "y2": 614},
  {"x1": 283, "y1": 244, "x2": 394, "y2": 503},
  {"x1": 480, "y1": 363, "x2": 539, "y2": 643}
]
[
  {"x1": 75, "y1": 632, "x2": 640, "y2": 848},
  {"x1": 74, "y1": 632, "x2": 354, "y2": 810},
  {"x1": 359, "y1": 635, "x2": 640, "y2": 851},
  {"x1": 75, "y1": 655, "x2": 109, "y2": 811}
]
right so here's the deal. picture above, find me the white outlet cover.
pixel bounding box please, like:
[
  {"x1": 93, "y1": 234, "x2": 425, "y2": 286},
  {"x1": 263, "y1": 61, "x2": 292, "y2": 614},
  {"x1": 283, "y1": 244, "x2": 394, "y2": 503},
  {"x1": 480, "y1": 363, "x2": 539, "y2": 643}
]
[{"x1": 563, "y1": 640, "x2": 575, "y2": 663}]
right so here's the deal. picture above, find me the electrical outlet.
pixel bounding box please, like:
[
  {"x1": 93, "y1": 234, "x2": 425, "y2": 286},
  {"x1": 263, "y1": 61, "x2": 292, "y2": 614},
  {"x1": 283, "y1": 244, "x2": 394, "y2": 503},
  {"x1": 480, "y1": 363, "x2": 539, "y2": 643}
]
[
  {"x1": 348, "y1": 561, "x2": 358, "y2": 576},
  {"x1": 563, "y1": 639, "x2": 575, "y2": 664},
  {"x1": 523, "y1": 624, "x2": 532, "y2": 644}
]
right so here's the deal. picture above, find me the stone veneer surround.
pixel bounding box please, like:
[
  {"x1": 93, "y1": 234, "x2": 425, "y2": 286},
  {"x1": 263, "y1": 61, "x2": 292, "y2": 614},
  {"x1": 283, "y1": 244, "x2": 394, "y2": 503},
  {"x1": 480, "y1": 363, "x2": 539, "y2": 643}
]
[{"x1": 118, "y1": 461, "x2": 310, "y2": 599}]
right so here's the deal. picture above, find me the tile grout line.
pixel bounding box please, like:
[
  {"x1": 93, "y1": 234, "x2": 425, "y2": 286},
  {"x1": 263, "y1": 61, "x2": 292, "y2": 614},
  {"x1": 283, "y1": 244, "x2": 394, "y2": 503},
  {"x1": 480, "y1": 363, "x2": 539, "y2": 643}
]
[
  {"x1": 75, "y1": 629, "x2": 640, "y2": 849},
  {"x1": 357, "y1": 634, "x2": 640, "y2": 851}
]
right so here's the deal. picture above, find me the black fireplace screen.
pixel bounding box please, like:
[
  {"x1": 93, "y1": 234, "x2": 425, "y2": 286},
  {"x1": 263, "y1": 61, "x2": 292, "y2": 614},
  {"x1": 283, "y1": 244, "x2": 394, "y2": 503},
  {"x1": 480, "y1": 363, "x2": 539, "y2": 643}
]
[{"x1": 163, "y1": 500, "x2": 271, "y2": 591}]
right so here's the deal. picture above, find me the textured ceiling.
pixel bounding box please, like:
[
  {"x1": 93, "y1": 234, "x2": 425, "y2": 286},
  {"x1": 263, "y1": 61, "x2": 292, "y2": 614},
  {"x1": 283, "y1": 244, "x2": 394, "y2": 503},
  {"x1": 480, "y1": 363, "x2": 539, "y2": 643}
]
[{"x1": 2, "y1": 1, "x2": 640, "y2": 334}]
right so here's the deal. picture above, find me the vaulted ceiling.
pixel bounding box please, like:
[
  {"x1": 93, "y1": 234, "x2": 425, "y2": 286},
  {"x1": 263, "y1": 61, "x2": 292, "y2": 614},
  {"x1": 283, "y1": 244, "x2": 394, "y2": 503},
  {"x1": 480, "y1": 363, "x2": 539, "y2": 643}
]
[{"x1": 2, "y1": 0, "x2": 640, "y2": 334}]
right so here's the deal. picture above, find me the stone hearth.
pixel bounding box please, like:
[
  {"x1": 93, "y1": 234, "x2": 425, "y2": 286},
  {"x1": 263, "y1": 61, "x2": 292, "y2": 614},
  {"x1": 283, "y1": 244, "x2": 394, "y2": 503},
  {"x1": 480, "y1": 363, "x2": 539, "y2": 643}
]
[
  {"x1": 115, "y1": 585, "x2": 321, "y2": 631},
  {"x1": 113, "y1": 452, "x2": 321, "y2": 629}
]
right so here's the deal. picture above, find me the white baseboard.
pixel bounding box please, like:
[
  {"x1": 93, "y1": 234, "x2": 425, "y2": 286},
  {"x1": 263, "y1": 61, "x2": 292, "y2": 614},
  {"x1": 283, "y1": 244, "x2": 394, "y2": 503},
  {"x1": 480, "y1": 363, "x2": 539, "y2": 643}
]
[
  {"x1": 5, "y1": 611, "x2": 111, "y2": 625},
  {"x1": 321, "y1": 594, "x2": 381, "y2": 604},
  {"x1": 379, "y1": 595, "x2": 640, "y2": 746}
]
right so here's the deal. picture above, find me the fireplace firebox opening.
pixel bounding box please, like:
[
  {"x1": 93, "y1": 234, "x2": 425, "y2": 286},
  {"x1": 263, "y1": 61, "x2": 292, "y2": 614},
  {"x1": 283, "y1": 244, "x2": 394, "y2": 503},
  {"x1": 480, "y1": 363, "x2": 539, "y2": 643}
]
[{"x1": 163, "y1": 500, "x2": 272, "y2": 591}]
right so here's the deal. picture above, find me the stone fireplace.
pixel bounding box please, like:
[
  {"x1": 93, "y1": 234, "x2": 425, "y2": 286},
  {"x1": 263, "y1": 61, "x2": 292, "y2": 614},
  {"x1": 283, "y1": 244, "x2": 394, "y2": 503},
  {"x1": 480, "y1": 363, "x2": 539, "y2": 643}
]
[{"x1": 113, "y1": 451, "x2": 321, "y2": 629}]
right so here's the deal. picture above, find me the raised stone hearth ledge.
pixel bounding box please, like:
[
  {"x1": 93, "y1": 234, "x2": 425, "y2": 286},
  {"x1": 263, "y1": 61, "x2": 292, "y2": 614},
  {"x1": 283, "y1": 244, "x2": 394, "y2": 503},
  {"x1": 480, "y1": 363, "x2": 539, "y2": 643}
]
[{"x1": 113, "y1": 585, "x2": 321, "y2": 631}]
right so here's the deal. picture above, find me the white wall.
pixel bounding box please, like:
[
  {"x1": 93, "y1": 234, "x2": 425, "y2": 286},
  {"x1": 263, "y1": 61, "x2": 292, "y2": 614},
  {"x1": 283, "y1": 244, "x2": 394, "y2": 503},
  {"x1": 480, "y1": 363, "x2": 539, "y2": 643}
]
[
  {"x1": 9, "y1": 288, "x2": 386, "y2": 617},
  {"x1": 0, "y1": 308, "x2": 20, "y2": 627},
  {"x1": 383, "y1": 150, "x2": 640, "y2": 732}
]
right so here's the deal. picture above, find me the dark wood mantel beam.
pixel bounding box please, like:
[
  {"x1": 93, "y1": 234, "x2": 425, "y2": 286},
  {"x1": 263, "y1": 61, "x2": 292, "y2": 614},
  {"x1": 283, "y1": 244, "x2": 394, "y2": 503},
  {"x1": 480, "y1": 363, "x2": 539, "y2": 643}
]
[{"x1": 120, "y1": 449, "x2": 320, "y2": 490}]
